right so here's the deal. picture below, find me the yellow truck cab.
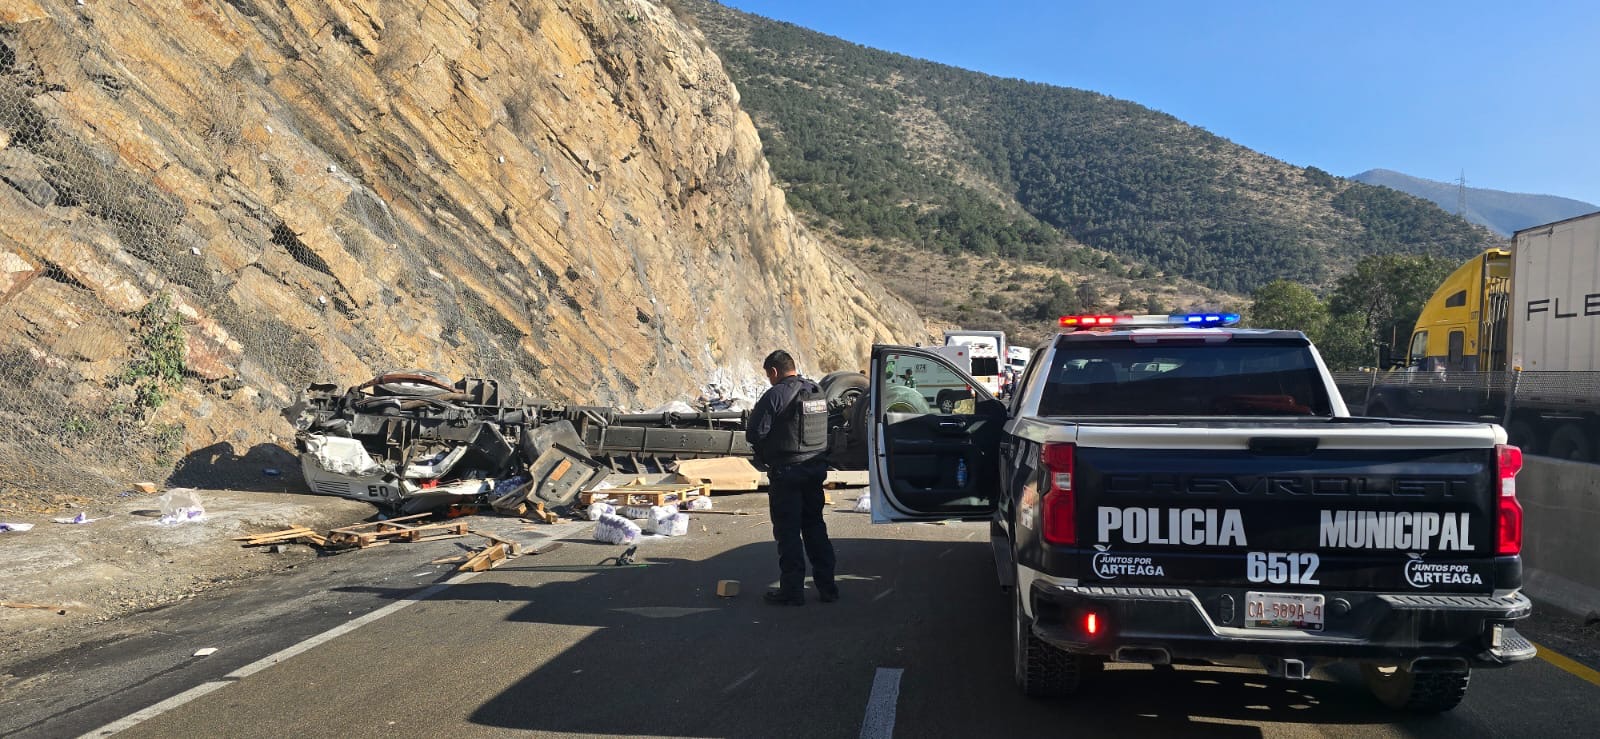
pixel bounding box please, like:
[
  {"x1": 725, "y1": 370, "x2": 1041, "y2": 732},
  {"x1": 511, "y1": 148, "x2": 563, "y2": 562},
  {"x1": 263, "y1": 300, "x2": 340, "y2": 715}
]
[{"x1": 1402, "y1": 248, "x2": 1511, "y2": 374}]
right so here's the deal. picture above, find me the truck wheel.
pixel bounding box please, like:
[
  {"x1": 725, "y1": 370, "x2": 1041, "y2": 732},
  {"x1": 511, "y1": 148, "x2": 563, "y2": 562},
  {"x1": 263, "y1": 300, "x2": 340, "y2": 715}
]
[
  {"x1": 1362, "y1": 664, "x2": 1469, "y2": 713},
  {"x1": 820, "y1": 372, "x2": 869, "y2": 413},
  {"x1": 1548, "y1": 424, "x2": 1592, "y2": 462},
  {"x1": 1013, "y1": 590, "x2": 1082, "y2": 697},
  {"x1": 1505, "y1": 419, "x2": 1540, "y2": 455}
]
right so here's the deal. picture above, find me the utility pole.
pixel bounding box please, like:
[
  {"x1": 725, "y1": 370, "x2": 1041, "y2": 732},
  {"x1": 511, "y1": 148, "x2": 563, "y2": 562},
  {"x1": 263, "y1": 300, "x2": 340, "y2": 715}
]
[{"x1": 1457, "y1": 170, "x2": 1468, "y2": 216}]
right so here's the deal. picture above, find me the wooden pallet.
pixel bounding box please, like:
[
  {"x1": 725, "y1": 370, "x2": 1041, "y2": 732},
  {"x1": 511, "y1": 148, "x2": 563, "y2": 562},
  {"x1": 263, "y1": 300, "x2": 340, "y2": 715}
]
[
  {"x1": 327, "y1": 514, "x2": 470, "y2": 548},
  {"x1": 578, "y1": 482, "x2": 710, "y2": 507}
]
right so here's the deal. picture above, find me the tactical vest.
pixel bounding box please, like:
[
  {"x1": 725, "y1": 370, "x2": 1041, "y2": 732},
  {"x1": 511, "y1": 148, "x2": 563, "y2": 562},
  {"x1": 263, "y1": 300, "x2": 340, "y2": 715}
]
[{"x1": 765, "y1": 377, "x2": 829, "y2": 465}]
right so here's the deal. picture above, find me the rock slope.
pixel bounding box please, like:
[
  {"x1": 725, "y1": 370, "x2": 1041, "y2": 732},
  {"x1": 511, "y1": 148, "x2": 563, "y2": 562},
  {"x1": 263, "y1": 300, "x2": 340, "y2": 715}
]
[{"x1": 0, "y1": 0, "x2": 927, "y2": 504}]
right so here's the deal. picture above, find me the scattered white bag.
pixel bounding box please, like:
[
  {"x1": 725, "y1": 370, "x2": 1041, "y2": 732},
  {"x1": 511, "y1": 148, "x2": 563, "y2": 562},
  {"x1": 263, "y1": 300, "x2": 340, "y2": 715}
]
[
  {"x1": 658, "y1": 512, "x2": 690, "y2": 536},
  {"x1": 157, "y1": 488, "x2": 206, "y2": 524},
  {"x1": 688, "y1": 497, "x2": 714, "y2": 511},
  {"x1": 854, "y1": 495, "x2": 871, "y2": 513},
  {"x1": 586, "y1": 502, "x2": 616, "y2": 521},
  {"x1": 618, "y1": 506, "x2": 653, "y2": 520},
  {"x1": 592, "y1": 513, "x2": 641, "y2": 544},
  {"x1": 644, "y1": 505, "x2": 688, "y2": 536}
]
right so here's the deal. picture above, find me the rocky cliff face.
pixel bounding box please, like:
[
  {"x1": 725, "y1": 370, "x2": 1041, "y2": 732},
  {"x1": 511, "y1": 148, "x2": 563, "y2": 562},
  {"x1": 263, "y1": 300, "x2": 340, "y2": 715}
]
[{"x1": 0, "y1": 0, "x2": 926, "y2": 505}]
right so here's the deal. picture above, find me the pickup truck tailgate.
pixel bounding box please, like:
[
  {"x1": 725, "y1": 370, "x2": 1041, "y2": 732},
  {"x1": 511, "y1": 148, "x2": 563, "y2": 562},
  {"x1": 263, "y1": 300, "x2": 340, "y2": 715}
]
[{"x1": 1067, "y1": 423, "x2": 1508, "y2": 594}]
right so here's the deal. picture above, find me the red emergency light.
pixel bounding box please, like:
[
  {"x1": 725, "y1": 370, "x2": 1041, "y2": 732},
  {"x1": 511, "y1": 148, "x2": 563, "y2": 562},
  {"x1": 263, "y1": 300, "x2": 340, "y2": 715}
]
[{"x1": 1058, "y1": 315, "x2": 1124, "y2": 329}]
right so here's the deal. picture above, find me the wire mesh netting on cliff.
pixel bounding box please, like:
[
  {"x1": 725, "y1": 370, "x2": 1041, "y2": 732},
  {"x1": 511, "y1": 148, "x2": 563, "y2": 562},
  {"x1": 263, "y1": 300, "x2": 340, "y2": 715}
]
[{"x1": 0, "y1": 23, "x2": 544, "y2": 508}]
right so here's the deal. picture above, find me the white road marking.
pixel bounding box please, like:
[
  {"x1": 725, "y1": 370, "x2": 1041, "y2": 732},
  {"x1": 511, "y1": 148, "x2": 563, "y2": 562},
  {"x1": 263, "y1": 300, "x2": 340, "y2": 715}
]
[
  {"x1": 723, "y1": 668, "x2": 760, "y2": 693},
  {"x1": 73, "y1": 516, "x2": 601, "y2": 738},
  {"x1": 859, "y1": 667, "x2": 904, "y2": 739}
]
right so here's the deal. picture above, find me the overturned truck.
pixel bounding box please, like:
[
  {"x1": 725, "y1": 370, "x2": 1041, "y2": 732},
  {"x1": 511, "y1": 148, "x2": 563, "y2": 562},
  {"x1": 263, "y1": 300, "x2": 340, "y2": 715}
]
[{"x1": 285, "y1": 370, "x2": 870, "y2": 513}]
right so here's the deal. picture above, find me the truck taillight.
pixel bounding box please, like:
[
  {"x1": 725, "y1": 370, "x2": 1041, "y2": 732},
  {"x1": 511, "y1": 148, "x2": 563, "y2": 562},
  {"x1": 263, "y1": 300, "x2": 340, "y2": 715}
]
[
  {"x1": 1496, "y1": 443, "x2": 1524, "y2": 556},
  {"x1": 1041, "y1": 442, "x2": 1076, "y2": 545}
]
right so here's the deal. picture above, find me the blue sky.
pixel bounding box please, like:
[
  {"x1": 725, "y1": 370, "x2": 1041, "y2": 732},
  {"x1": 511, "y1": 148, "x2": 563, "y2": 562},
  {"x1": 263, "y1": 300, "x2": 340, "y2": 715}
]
[{"x1": 721, "y1": 0, "x2": 1600, "y2": 206}]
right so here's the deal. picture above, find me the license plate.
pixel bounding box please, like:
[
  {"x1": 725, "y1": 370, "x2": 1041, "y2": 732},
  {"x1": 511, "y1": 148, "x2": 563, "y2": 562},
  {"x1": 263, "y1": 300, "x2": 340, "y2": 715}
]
[{"x1": 1244, "y1": 592, "x2": 1325, "y2": 631}]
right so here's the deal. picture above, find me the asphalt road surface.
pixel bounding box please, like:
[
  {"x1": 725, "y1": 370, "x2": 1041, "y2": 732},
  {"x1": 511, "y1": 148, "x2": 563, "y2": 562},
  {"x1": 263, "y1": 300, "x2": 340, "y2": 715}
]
[{"x1": 5, "y1": 491, "x2": 1600, "y2": 738}]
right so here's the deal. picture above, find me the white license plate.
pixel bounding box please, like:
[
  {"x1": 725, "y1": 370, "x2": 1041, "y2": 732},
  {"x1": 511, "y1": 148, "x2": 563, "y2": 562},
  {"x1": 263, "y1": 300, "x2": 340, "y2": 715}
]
[{"x1": 1244, "y1": 592, "x2": 1325, "y2": 631}]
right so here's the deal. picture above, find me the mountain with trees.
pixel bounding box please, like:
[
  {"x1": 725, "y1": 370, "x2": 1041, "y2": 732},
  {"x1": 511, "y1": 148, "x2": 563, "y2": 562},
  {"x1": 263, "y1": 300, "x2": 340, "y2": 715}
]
[
  {"x1": 1350, "y1": 169, "x2": 1598, "y2": 237},
  {"x1": 674, "y1": 1, "x2": 1499, "y2": 297}
]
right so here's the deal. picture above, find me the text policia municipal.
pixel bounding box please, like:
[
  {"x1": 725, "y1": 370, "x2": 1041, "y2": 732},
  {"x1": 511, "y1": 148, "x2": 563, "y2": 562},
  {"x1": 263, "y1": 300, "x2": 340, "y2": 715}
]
[{"x1": 1096, "y1": 508, "x2": 1477, "y2": 552}]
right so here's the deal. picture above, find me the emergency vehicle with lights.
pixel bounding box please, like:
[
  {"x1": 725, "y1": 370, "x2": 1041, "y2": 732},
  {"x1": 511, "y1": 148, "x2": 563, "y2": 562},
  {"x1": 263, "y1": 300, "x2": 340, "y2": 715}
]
[{"x1": 865, "y1": 313, "x2": 1534, "y2": 712}]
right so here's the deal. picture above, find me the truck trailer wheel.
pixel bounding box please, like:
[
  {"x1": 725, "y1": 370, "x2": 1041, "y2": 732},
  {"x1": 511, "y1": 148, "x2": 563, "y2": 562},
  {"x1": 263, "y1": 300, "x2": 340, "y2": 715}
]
[
  {"x1": 1362, "y1": 663, "x2": 1470, "y2": 713},
  {"x1": 1013, "y1": 591, "x2": 1084, "y2": 697},
  {"x1": 1505, "y1": 419, "x2": 1539, "y2": 455},
  {"x1": 1547, "y1": 424, "x2": 1593, "y2": 463}
]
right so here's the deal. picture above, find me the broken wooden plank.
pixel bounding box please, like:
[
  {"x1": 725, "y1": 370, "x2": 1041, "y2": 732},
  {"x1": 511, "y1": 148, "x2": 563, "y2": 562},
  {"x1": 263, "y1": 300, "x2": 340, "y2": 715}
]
[
  {"x1": 1, "y1": 601, "x2": 68, "y2": 611},
  {"x1": 458, "y1": 543, "x2": 509, "y2": 572},
  {"x1": 233, "y1": 526, "x2": 313, "y2": 542},
  {"x1": 468, "y1": 530, "x2": 524, "y2": 556}
]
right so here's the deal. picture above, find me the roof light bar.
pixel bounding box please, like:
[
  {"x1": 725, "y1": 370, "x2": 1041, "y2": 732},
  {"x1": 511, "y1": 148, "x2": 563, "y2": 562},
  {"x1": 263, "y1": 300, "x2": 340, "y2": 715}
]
[{"x1": 1058, "y1": 312, "x2": 1242, "y2": 331}]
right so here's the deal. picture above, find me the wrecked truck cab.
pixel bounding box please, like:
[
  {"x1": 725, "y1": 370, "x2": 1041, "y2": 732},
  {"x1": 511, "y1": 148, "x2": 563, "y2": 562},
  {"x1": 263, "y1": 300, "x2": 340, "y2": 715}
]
[{"x1": 289, "y1": 369, "x2": 875, "y2": 515}]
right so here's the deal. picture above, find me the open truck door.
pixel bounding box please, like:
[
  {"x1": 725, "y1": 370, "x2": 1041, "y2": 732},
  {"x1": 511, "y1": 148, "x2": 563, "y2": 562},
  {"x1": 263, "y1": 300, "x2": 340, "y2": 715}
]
[{"x1": 868, "y1": 345, "x2": 1005, "y2": 523}]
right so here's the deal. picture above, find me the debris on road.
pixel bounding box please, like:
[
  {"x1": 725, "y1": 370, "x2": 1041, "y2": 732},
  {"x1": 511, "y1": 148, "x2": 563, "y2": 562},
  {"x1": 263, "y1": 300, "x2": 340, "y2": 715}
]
[
  {"x1": 157, "y1": 489, "x2": 206, "y2": 525},
  {"x1": 673, "y1": 457, "x2": 763, "y2": 492},
  {"x1": 133, "y1": 482, "x2": 160, "y2": 494},
  {"x1": 579, "y1": 481, "x2": 710, "y2": 508},
  {"x1": 1, "y1": 522, "x2": 35, "y2": 532},
  {"x1": 235, "y1": 526, "x2": 328, "y2": 549},
  {"x1": 853, "y1": 495, "x2": 872, "y2": 514},
  {"x1": 601, "y1": 545, "x2": 639, "y2": 566},
  {"x1": 327, "y1": 514, "x2": 469, "y2": 548},
  {"x1": 717, "y1": 580, "x2": 741, "y2": 597},
  {"x1": 51, "y1": 512, "x2": 104, "y2": 525},
  {"x1": 193, "y1": 648, "x2": 218, "y2": 657},
  {"x1": 459, "y1": 543, "x2": 509, "y2": 572},
  {"x1": 644, "y1": 506, "x2": 689, "y2": 536},
  {"x1": 2, "y1": 601, "x2": 68, "y2": 613},
  {"x1": 593, "y1": 513, "x2": 642, "y2": 545}
]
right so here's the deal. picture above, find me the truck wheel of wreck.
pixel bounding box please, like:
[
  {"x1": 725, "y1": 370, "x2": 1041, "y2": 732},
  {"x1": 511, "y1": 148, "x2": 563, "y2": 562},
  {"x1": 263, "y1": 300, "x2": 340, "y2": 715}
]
[
  {"x1": 1362, "y1": 663, "x2": 1469, "y2": 713},
  {"x1": 1013, "y1": 589, "x2": 1082, "y2": 697},
  {"x1": 835, "y1": 391, "x2": 870, "y2": 469},
  {"x1": 821, "y1": 372, "x2": 869, "y2": 412},
  {"x1": 1547, "y1": 423, "x2": 1592, "y2": 463}
]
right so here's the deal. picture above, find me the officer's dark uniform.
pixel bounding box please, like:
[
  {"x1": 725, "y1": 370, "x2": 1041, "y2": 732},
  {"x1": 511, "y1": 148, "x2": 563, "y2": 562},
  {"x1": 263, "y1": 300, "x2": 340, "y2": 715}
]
[{"x1": 747, "y1": 374, "x2": 838, "y2": 604}]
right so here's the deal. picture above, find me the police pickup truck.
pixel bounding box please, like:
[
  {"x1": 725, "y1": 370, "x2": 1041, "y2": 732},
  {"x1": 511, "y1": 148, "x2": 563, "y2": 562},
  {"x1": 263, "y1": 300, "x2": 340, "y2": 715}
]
[{"x1": 866, "y1": 313, "x2": 1534, "y2": 712}]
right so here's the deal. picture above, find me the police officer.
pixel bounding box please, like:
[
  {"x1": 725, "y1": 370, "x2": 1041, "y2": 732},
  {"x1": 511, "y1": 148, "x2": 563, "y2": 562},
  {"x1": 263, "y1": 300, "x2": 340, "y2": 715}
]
[{"x1": 746, "y1": 350, "x2": 838, "y2": 605}]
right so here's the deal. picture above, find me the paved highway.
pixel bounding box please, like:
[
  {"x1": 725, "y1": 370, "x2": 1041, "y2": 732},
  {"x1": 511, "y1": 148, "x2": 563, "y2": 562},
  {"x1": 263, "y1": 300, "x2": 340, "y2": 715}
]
[{"x1": 4, "y1": 491, "x2": 1599, "y2": 738}]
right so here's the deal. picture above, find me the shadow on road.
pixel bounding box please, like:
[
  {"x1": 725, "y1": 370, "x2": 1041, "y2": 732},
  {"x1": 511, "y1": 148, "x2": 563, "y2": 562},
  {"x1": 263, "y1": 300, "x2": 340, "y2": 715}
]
[{"x1": 336, "y1": 532, "x2": 1490, "y2": 738}]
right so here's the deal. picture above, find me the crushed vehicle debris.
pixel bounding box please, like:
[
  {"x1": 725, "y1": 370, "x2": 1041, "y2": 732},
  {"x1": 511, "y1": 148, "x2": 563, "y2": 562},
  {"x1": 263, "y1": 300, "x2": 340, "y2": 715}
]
[{"x1": 286, "y1": 369, "x2": 871, "y2": 512}]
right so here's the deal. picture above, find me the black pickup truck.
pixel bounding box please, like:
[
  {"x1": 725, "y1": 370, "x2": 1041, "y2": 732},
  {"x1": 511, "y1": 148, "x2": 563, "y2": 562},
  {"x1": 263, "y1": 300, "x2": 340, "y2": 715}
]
[{"x1": 866, "y1": 314, "x2": 1534, "y2": 712}]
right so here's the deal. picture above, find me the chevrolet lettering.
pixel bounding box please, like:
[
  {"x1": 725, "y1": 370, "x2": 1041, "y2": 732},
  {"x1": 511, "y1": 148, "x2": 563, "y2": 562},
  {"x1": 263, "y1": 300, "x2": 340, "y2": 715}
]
[{"x1": 868, "y1": 312, "x2": 1534, "y2": 712}]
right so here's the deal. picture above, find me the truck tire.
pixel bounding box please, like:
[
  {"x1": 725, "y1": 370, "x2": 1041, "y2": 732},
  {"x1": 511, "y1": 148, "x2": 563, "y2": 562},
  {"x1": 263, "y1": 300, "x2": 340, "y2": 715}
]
[
  {"x1": 1013, "y1": 590, "x2": 1083, "y2": 697},
  {"x1": 1505, "y1": 419, "x2": 1540, "y2": 455},
  {"x1": 1547, "y1": 424, "x2": 1592, "y2": 462},
  {"x1": 820, "y1": 371, "x2": 869, "y2": 413},
  {"x1": 1362, "y1": 664, "x2": 1470, "y2": 713}
]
